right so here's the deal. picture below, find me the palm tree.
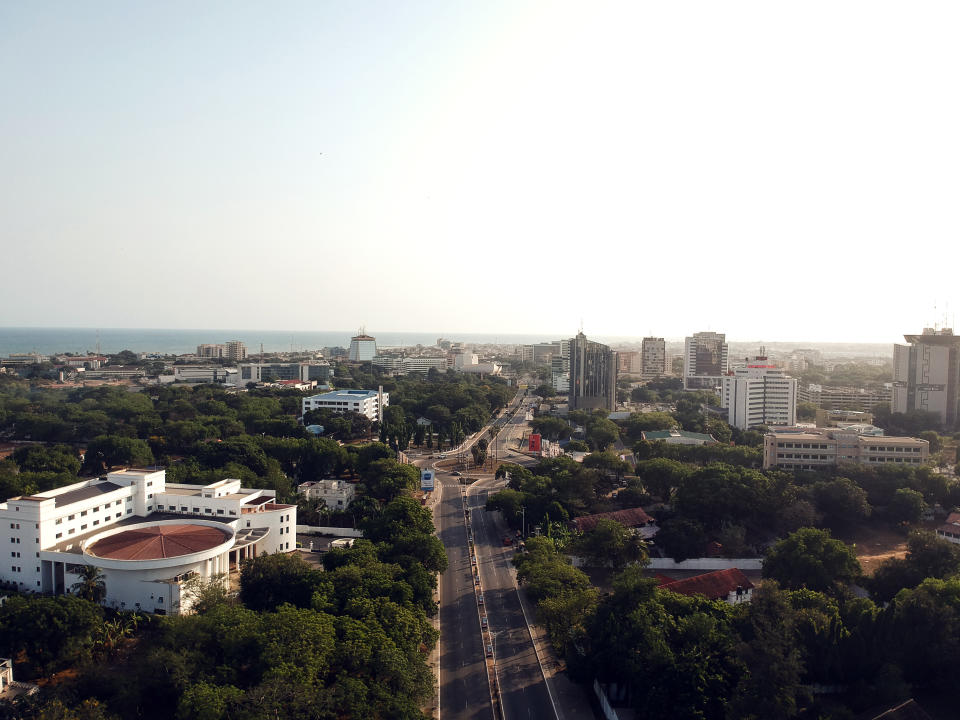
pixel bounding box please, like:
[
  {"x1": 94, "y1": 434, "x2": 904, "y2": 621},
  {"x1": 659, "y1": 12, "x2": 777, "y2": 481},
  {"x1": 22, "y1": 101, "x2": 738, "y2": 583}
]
[{"x1": 71, "y1": 564, "x2": 106, "y2": 603}]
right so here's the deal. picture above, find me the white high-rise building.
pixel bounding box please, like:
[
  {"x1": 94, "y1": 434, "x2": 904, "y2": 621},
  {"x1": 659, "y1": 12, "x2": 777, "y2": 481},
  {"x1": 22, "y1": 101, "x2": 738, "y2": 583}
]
[
  {"x1": 721, "y1": 358, "x2": 797, "y2": 430},
  {"x1": 684, "y1": 332, "x2": 728, "y2": 390},
  {"x1": 348, "y1": 332, "x2": 377, "y2": 362}
]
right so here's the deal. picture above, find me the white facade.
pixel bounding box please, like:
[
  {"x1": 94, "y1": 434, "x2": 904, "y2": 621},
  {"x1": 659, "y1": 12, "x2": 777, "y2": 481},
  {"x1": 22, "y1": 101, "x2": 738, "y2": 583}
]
[
  {"x1": 298, "y1": 480, "x2": 356, "y2": 509},
  {"x1": 173, "y1": 366, "x2": 236, "y2": 383},
  {"x1": 0, "y1": 470, "x2": 295, "y2": 614},
  {"x1": 720, "y1": 361, "x2": 797, "y2": 430},
  {"x1": 302, "y1": 388, "x2": 388, "y2": 421},
  {"x1": 373, "y1": 355, "x2": 447, "y2": 375},
  {"x1": 348, "y1": 334, "x2": 377, "y2": 362}
]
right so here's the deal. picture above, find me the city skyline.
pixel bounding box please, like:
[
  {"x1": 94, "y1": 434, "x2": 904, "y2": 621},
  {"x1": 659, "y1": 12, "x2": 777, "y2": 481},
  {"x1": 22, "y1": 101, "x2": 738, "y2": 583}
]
[{"x1": 2, "y1": 2, "x2": 959, "y2": 342}]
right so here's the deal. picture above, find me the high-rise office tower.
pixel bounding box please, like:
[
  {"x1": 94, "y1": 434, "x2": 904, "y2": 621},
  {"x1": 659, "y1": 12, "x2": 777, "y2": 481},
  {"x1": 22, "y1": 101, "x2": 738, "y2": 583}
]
[
  {"x1": 892, "y1": 328, "x2": 960, "y2": 427},
  {"x1": 348, "y1": 331, "x2": 377, "y2": 362},
  {"x1": 684, "y1": 332, "x2": 728, "y2": 390},
  {"x1": 641, "y1": 337, "x2": 666, "y2": 379},
  {"x1": 721, "y1": 356, "x2": 797, "y2": 430},
  {"x1": 568, "y1": 332, "x2": 617, "y2": 411}
]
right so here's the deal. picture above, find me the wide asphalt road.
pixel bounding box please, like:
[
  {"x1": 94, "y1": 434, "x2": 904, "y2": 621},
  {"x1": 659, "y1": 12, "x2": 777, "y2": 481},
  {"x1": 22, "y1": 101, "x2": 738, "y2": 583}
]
[
  {"x1": 469, "y1": 487, "x2": 557, "y2": 720},
  {"x1": 438, "y1": 473, "x2": 495, "y2": 720}
]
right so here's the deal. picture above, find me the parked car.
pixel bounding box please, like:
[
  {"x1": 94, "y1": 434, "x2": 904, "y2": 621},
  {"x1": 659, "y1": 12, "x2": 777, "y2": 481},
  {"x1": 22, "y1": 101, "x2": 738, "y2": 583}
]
[
  {"x1": 486, "y1": 643, "x2": 494, "y2": 658},
  {"x1": 478, "y1": 594, "x2": 484, "y2": 605},
  {"x1": 481, "y1": 616, "x2": 488, "y2": 629}
]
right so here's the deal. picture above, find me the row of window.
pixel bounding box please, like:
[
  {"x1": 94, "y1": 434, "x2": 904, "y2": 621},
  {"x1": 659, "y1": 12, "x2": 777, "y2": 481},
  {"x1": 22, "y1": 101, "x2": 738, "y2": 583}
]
[
  {"x1": 54, "y1": 510, "x2": 132, "y2": 539},
  {"x1": 57, "y1": 498, "x2": 130, "y2": 525},
  {"x1": 155, "y1": 504, "x2": 237, "y2": 516}
]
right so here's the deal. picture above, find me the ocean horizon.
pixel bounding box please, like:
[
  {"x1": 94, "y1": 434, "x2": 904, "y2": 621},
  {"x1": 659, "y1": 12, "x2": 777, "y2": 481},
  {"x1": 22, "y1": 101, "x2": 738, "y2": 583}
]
[
  {"x1": 0, "y1": 327, "x2": 895, "y2": 359},
  {"x1": 0, "y1": 327, "x2": 570, "y2": 357}
]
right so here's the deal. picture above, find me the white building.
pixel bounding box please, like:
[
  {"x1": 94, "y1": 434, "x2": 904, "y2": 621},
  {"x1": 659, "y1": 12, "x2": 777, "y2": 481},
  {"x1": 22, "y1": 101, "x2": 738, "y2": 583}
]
[
  {"x1": 172, "y1": 366, "x2": 236, "y2": 384},
  {"x1": 302, "y1": 388, "x2": 388, "y2": 421},
  {"x1": 762, "y1": 428, "x2": 929, "y2": 470},
  {"x1": 348, "y1": 333, "x2": 377, "y2": 362},
  {"x1": 236, "y1": 361, "x2": 332, "y2": 386},
  {"x1": 372, "y1": 355, "x2": 447, "y2": 375},
  {"x1": 720, "y1": 359, "x2": 798, "y2": 430},
  {"x1": 684, "y1": 332, "x2": 728, "y2": 390},
  {"x1": 0, "y1": 469, "x2": 295, "y2": 614},
  {"x1": 298, "y1": 480, "x2": 356, "y2": 510}
]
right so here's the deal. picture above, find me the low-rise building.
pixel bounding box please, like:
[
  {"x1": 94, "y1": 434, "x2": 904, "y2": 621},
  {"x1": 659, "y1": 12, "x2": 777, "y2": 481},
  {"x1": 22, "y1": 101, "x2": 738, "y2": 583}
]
[
  {"x1": 302, "y1": 388, "x2": 388, "y2": 421},
  {"x1": 815, "y1": 409, "x2": 874, "y2": 427},
  {"x1": 571, "y1": 507, "x2": 658, "y2": 539},
  {"x1": 372, "y1": 355, "x2": 447, "y2": 375},
  {"x1": 762, "y1": 427, "x2": 929, "y2": 470},
  {"x1": 0, "y1": 469, "x2": 295, "y2": 614},
  {"x1": 936, "y1": 512, "x2": 960, "y2": 545},
  {"x1": 173, "y1": 366, "x2": 236, "y2": 384},
  {"x1": 298, "y1": 479, "x2": 356, "y2": 510},
  {"x1": 236, "y1": 362, "x2": 332, "y2": 386},
  {"x1": 659, "y1": 568, "x2": 754, "y2": 605},
  {"x1": 641, "y1": 429, "x2": 717, "y2": 446},
  {"x1": 799, "y1": 384, "x2": 891, "y2": 411}
]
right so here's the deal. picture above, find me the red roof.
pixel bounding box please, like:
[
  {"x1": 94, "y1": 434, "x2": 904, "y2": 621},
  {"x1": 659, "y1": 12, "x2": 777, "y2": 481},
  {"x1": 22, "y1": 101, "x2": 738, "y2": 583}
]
[
  {"x1": 88, "y1": 524, "x2": 231, "y2": 560},
  {"x1": 572, "y1": 507, "x2": 653, "y2": 534},
  {"x1": 946, "y1": 512, "x2": 960, "y2": 525},
  {"x1": 659, "y1": 568, "x2": 754, "y2": 601}
]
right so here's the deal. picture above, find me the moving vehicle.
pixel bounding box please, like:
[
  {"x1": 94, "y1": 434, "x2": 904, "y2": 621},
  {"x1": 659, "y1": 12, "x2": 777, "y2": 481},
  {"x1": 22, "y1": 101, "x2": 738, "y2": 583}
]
[
  {"x1": 481, "y1": 616, "x2": 488, "y2": 629},
  {"x1": 478, "y1": 593, "x2": 484, "y2": 605},
  {"x1": 485, "y1": 643, "x2": 494, "y2": 658}
]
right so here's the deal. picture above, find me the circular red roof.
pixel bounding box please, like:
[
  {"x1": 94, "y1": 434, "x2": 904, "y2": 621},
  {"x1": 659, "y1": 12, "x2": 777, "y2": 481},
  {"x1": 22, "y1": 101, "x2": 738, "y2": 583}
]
[{"x1": 88, "y1": 524, "x2": 231, "y2": 560}]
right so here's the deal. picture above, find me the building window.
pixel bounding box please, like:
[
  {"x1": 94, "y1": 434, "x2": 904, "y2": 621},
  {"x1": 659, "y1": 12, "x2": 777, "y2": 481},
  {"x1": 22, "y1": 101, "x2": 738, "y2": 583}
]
[
  {"x1": 68, "y1": 514, "x2": 75, "y2": 520},
  {"x1": 68, "y1": 529, "x2": 75, "y2": 535},
  {"x1": 81, "y1": 511, "x2": 87, "y2": 517},
  {"x1": 181, "y1": 506, "x2": 188, "y2": 512},
  {"x1": 56, "y1": 532, "x2": 62, "y2": 539},
  {"x1": 93, "y1": 520, "x2": 99, "y2": 526},
  {"x1": 193, "y1": 508, "x2": 200, "y2": 514},
  {"x1": 55, "y1": 518, "x2": 62, "y2": 525},
  {"x1": 217, "y1": 509, "x2": 224, "y2": 515},
  {"x1": 81, "y1": 524, "x2": 87, "y2": 530},
  {"x1": 116, "y1": 513, "x2": 121, "y2": 519},
  {"x1": 157, "y1": 505, "x2": 164, "y2": 510},
  {"x1": 126, "y1": 510, "x2": 132, "y2": 515}
]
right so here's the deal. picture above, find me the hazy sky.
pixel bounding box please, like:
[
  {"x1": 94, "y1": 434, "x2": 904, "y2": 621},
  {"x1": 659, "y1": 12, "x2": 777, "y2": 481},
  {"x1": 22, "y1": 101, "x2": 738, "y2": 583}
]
[{"x1": 2, "y1": 1, "x2": 958, "y2": 344}]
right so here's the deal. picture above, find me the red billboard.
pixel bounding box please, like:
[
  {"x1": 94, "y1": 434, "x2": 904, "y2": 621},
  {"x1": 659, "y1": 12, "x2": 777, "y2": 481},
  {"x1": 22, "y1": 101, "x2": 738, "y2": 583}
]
[{"x1": 528, "y1": 434, "x2": 541, "y2": 452}]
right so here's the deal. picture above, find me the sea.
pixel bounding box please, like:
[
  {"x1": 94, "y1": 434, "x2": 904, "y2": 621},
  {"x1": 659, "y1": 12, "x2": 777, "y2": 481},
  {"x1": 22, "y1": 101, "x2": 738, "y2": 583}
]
[{"x1": 0, "y1": 327, "x2": 567, "y2": 357}]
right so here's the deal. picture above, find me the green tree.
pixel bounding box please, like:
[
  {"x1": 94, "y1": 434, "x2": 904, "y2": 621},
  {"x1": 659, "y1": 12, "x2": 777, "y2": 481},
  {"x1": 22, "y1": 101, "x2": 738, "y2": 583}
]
[
  {"x1": 888, "y1": 487, "x2": 926, "y2": 526},
  {"x1": 727, "y1": 583, "x2": 809, "y2": 720},
  {"x1": 239, "y1": 553, "x2": 323, "y2": 611},
  {"x1": 811, "y1": 477, "x2": 871, "y2": 533},
  {"x1": 763, "y1": 528, "x2": 861, "y2": 594},
  {"x1": 571, "y1": 518, "x2": 648, "y2": 569},
  {"x1": 71, "y1": 564, "x2": 107, "y2": 604}
]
